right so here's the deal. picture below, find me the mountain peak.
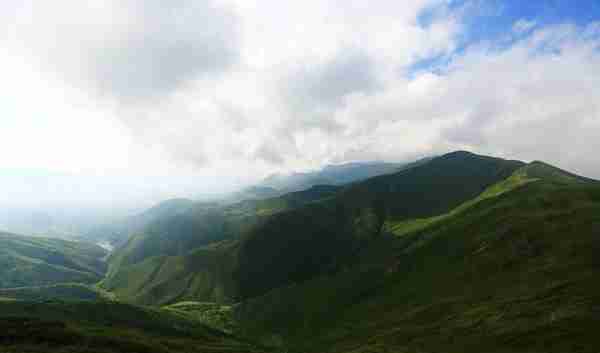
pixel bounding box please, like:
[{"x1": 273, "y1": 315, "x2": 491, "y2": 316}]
[
  {"x1": 438, "y1": 150, "x2": 484, "y2": 162},
  {"x1": 445, "y1": 150, "x2": 476, "y2": 157},
  {"x1": 520, "y1": 161, "x2": 595, "y2": 184}
]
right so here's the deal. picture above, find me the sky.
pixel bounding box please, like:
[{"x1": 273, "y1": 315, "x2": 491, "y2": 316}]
[{"x1": 1, "y1": 0, "x2": 599, "y2": 209}]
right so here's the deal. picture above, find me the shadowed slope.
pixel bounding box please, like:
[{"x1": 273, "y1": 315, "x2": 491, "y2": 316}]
[
  {"x1": 233, "y1": 162, "x2": 600, "y2": 353},
  {"x1": 234, "y1": 151, "x2": 524, "y2": 299},
  {"x1": 105, "y1": 151, "x2": 525, "y2": 305},
  {"x1": 0, "y1": 300, "x2": 270, "y2": 353}
]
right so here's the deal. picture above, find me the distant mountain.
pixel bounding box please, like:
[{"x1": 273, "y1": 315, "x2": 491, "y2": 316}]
[
  {"x1": 0, "y1": 232, "x2": 107, "y2": 288},
  {"x1": 82, "y1": 198, "x2": 195, "y2": 248},
  {"x1": 259, "y1": 160, "x2": 419, "y2": 192},
  {"x1": 0, "y1": 208, "x2": 97, "y2": 240},
  {"x1": 223, "y1": 185, "x2": 283, "y2": 203},
  {"x1": 83, "y1": 160, "x2": 419, "y2": 249}
]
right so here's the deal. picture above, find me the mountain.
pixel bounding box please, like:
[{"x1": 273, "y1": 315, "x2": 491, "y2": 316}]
[
  {"x1": 102, "y1": 151, "x2": 524, "y2": 304},
  {"x1": 4, "y1": 151, "x2": 600, "y2": 353},
  {"x1": 102, "y1": 184, "x2": 342, "y2": 305},
  {"x1": 259, "y1": 160, "x2": 414, "y2": 192},
  {"x1": 225, "y1": 186, "x2": 283, "y2": 203},
  {"x1": 0, "y1": 232, "x2": 107, "y2": 288},
  {"x1": 233, "y1": 151, "x2": 524, "y2": 299},
  {"x1": 85, "y1": 161, "x2": 411, "y2": 249},
  {"x1": 232, "y1": 160, "x2": 600, "y2": 352},
  {"x1": 82, "y1": 198, "x2": 195, "y2": 248},
  {"x1": 0, "y1": 300, "x2": 270, "y2": 353}
]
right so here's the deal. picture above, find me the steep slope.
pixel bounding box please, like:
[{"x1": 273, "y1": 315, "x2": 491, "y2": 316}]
[
  {"x1": 233, "y1": 151, "x2": 524, "y2": 299},
  {"x1": 0, "y1": 232, "x2": 107, "y2": 288},
  {"x1": 0, "y1": 300, "x2": 270, "y2": 353},
  {"x1": 102, "y1": 184, "x2": 342, "y2": 305},
  {"x1": 104, "y1": 151, "x2": 524, "y2": 305},
  {"x1": 83, "y1": 198, "x2": 195, "y2": 248},
  {"x1": 233, "y1": 162, "x2": 600, "y2": 353}
]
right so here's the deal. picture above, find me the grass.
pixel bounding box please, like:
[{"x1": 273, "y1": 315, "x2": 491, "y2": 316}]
[
  {"x1": 4, "y1": 152, "x2": 600, "y2": 353},
  {"x1": 101, "y1": 184, "x2": 343, "y2": 305},
  {"x1": 104, "y1": 151, "x2": 527, "y2": 306},
  {"x1": 0, "y1": 300, "x2": 271, "y2": 353},
  {"x1": 233, "y1": 178, "x2": 600, "y2": 353},
  {"x1": 383, "y1": 162, "x2": 538, "y2": 237},
  {"x1": 0, "y1": 283, "x2": 114, "y2": 302},
  {"x1": 0, "y1": 232, "x2": 107, "y2": 288},
  {"x1": 163, "y1": 301, "x2": 237, "y2": 333}
]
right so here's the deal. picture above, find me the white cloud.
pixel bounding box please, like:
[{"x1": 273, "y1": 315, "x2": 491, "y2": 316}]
[
  {"x1": 513, "y1": 19, "x2": 537, "y2": 34},
  {"x1": 1, "y1": 1, "x2": 600, "y2": 209}
]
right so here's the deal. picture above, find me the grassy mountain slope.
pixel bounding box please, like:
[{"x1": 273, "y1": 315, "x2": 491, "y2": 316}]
[
  {"x1": 233, "y1": 163, "x2": 600, "y2": 352},
  {"x1": 104, "y1": 151, "x2": 524, "y2": 305},
  {"x1": 0, "y1": 232, "x2": 107, "y2": 288},
  {"x1": 102, "y1": 184, "x2": 342, "y2": 305},
  {"x1": 0, "y1": 300, "x2": 270, "y2": 353},
  {"x1": 233, "y1": 151, "x2": 524, "y2": 299}
]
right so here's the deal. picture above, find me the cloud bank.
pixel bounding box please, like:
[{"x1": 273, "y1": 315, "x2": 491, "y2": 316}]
[{"x1": 1, "y1": 0, "x2": 599, "y2": 208}]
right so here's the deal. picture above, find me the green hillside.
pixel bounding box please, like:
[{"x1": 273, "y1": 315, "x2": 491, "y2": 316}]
[
  {"x1": 233, "y1": 162, "x2": 600, "y2": 352},
  {"x1": 0, "y1": 232, "x2": 107, "y2": 288},
  {"x1": 102, "y1": 184, "x2": 342, "y2": 305},
  {"x1": 103, "y1": 151, "x2": 525, "y2": 305},
  {"x1": 3, "y1": 151, "x2": 599, "y2": 353},
  {"x1": 233, "y1": 151, "x2": 524, "y2": 300},
  {"x1": 0, "y1": 300, "x2": 270, "y2": 353}
]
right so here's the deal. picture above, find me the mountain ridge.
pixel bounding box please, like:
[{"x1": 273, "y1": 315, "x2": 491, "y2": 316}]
[{"x1": 103, "y1": 151, "x2": 526, "y2": 304}]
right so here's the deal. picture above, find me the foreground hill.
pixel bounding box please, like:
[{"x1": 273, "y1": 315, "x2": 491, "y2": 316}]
[
  {"x1": 103, "y1": 151, "x2": 524, "y2": 305},
  {"x1": 233, "y1": 161, "x2": 600, "y2": 352},
  {"x1": 0, "y1": 232, "x2": 107, "y2": 288},
  {"x1": 0, "y1": 300, "x2": 269, "y2": 353}
]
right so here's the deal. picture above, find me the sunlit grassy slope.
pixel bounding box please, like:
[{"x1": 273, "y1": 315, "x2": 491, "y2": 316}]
[
  {"x1": 233, "y1": 162, "x2": 600, "y2": 353},
  {"x1": 0, "y1": 232, "x2": 107, "y2": 288}
]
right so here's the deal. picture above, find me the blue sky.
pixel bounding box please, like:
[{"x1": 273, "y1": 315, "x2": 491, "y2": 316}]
[
  {"x1": 456, "y1": 0, "x2": 600, "y2": 39},
  {"x1": 412, "y1": 0, "x2": 600, "y2": 73}
]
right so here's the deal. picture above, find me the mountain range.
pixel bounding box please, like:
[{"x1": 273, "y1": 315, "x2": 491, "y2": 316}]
[{"x1": 1, "y1": 151, "x2": 600, "y2": 353}]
